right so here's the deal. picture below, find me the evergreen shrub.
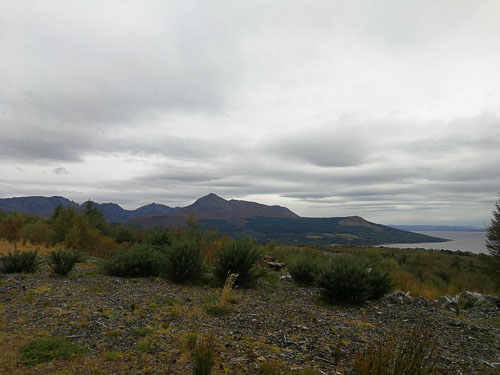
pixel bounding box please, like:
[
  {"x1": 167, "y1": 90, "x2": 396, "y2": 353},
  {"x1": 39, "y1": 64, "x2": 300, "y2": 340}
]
[
  {"x1": 317, "y1": 255, "x2": 392, "y2": 305},
  {"x1": 288, "y1": 253, "x2": 320, "y2": 285},
  {"x1": 0, "y1": 249, "x2": 39, "y2": 273},
  {"x1": 48, "y1": 249, "x2": 84, "y2": 276},
  {"x1": 162, "y1": 240, "x2": 203, "y2": 284},
  {"x1": 103, "y1": 244, "x2": 162, "y2": 277},
  {"x1": 213, "y1": 238, "x2": 265, "y2": 288}
]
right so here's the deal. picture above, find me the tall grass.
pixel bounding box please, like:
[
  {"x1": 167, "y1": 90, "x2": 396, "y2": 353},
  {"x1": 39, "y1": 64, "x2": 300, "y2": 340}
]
[
  {"x1": 220, "y1": 273, "x2": 238, "y2": 306},
  {"x1": 191, "y1": 331, "x2": 215, "y2": 375},
  {"x1": 355, "y1": 327, "x2": 439, "y2": 375}
]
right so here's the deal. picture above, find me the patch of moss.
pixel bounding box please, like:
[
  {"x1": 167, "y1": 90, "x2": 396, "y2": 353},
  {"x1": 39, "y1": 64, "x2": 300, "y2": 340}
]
[
  {"x1": 202, "y1": 305, "x2": 233, "y2": 316},
  {"x1": 130, "y1": 327, "x2": 154, "y2": 337},
  {"x1": 19, "y1": 337, "x2": 86, "y2": 366}
]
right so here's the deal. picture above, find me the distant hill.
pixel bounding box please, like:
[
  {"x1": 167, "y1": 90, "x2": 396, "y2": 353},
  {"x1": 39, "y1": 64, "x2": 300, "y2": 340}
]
[
  {"x1": 0, "y1": 196, "x2": 77, "y2": 217},
  {"x1": 0, "y1": 193, "x2": 448, "y2": 246},
  {"x1": 0, "y1": 196, "x2": 176, "y2": 223},
  {"x1": 128, "y1": 194, "x2": 446, "y2": 246},
  {"x1": 127, "y1": 193, "x2": 298, "y2": 227},
  {"x1": 196, "y1": 216, "x2": 448, "y2": 246},
  {"x1": 89, "y1": 202, "x2": 177, "y2": 223},
  {"x1": 390, "y1": 225, "x2": 486, "y2": 232}
]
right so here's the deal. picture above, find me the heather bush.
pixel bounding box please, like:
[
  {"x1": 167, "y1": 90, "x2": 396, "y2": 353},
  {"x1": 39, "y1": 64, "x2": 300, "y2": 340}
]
[
  {"x1": 102, "y1": 244, "x2": 162, "y2": 277},
  {"x1": 288, "y1": 253, "x2": 320, "y2": 285},
  {"x1": 0, "y1": 248, "x2": 39, "y2": 273},
  {"x1": 161, "y1": 240, "x2": 203, "y2": 284},
  {"x1": 317, "y1": 255, "x2": 392, "y2": 305},
  {"x1": 47, "y1": 249, "x2": 85, "y2": 276},
  {"x1": 213, "y1": 238, "x2": 265, "y2": 288}
]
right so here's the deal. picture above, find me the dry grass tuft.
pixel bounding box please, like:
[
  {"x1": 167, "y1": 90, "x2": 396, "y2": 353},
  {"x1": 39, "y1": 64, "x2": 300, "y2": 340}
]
[{"x1": 221, "y1": 273, "x2": 238, "y2": 307}]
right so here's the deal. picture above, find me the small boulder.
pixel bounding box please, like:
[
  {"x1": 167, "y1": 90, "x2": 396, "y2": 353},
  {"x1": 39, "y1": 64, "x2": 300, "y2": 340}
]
[{"x1": 260, "y1": 255, "x2": 286, "y2": 271}]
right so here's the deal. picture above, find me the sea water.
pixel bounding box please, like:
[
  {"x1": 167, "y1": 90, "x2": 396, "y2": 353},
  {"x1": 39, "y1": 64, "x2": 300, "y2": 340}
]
[{"x1": 380, "y1": 231, "x2": 488, "y2": 254}]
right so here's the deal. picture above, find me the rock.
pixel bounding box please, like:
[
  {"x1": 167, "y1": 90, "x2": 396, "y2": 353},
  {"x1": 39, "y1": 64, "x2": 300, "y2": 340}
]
[
  {"x1": 280, "y1": 272, "x2": 292, "y2": 281},
  {"x1": 441, "y1": 291, "x2": 500, "y2": 308},
  {"x1": 260, "y1": 255, "x2": 286, "y2": 271},
  {"x1": 382, "y1": 290, "x2": 414, "y2": 304}
]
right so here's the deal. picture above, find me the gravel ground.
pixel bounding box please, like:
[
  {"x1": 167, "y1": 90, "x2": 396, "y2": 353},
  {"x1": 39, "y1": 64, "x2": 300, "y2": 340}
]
[{"x1": 0, "y1": 260, "x2": 499, "y2": 374}]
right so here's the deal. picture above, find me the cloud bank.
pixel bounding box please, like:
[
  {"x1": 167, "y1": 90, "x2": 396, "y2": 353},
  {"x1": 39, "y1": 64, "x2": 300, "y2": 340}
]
[{"x1": 1, "y1": 0, "x2": 499, "y2": 225}]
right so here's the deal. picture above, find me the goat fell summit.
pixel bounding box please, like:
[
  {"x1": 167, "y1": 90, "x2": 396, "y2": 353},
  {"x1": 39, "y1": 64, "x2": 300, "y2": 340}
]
[{"x1": 0, "y1": 193, "x2": 446, "y2": 246}]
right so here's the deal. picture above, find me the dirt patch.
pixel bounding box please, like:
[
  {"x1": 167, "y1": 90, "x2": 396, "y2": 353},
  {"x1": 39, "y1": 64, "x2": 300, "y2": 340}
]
[{"x1": 0, "y1": 261, "x2": 498, "y2": 374}]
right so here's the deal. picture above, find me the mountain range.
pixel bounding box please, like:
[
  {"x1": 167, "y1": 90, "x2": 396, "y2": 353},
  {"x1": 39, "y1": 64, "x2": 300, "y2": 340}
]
[
  {"x1": 0, "y1": 194, "x2": 447, "y2": 246},
  {"x1": 0, "y1": 195, "x2": 176, "y2": 223}
]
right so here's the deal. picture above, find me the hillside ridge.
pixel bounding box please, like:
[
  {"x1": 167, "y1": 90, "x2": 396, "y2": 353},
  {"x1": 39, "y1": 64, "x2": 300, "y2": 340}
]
[{"x1": 0, "y1": 193, "x2": 447, "y2": 246}]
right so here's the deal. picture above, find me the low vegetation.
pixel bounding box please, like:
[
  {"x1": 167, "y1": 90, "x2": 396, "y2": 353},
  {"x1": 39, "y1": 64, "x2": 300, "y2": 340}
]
[
  {"x1": 214, "y1": 238, "x2": 265, "y2": 288},
  {"x1": 102, "y1": 244, "x2": 163, "y2": 277},
  {"x1": 0, "y1": 203, "x2": 499, "y2": 373},
  {"x1": 354, "y1": 327, "x2": 438, "y2": 375},
  {"x1": 190, "y1": 331, "x2": 216, "y2": 375},
  {"x1": 267, "y1": 244, "x2": 497, "y2": 300},
  {"x1": 288, "y1": 253, "x2": 320, "y2": 285},
  {"x1": 316, "y1": 255, "x2": 393, "y2": 305},
  {"x1": 0, "y1": 248, "x2": 39, "y2": 273},
  {"x1": 19, "y1": 337, "x2": 86, "y2": 366},
  {"x1": 163, "y1": 239, "x2": 203, "y2": 284},
  {"x1": 47, "y1": 249, "x2": 84, "y2": 276}
]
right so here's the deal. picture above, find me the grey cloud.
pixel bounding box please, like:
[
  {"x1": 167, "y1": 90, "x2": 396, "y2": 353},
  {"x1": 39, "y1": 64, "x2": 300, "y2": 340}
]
[
  {"x1": 0, "y1": 120, "x2": 96, "y2": 162},
  {"x1": 1, "y1": 1, "x2": 243, "y2": 126},
  {"x1": 53, "y1": 167, "x2": 69, "y2": 174},
  {"x1": 0, "y1": 117, "x2": 230, "y2": 163},
  {"x1": 266, "y1": 124, "x2": 373, "y2": 167},
  {"x1": 1, "y1": 0, "x2": 499, "y2": 225}
]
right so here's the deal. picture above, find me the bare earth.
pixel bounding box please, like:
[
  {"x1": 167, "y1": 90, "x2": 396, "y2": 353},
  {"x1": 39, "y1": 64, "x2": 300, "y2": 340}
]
[{"x1": 0, "y1": 260, "x2": 499, "y2": 374}]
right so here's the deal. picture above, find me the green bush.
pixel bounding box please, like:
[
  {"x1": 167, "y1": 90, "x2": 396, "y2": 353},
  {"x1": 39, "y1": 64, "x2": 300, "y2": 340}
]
[
  {"x1": 162, "y1": 240, "x2": 203, "y2": 284},
  {"x1": 146, "y1": 227, "x2": 173, "y2": 250},
  {"x1": 366, "y1": 266, "x2": 393, "y2": 300},
  {"x1": 0, "y1": 249, "x2": 39, "y2": 273},
  {"x1": 47, "y1": 249, "x2": 84, "y2": 276},
  {"x1": 317, "y1": 256, "x2": 392, "y2": 305},
  {"x1": 288, "y1": 253, "x2": 320, "y2": 285},
  {"x1": 213, "y1": 238, "x2": 265, "y2": 288},
  {"x1": 20, "y1": 337, "x2": 85, "y2": 366},
  {"x1": 103, "y1": 244, "x2": 163, "y2": 277}
]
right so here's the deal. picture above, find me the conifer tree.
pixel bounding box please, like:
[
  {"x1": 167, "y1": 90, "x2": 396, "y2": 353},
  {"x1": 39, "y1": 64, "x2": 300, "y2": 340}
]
[
  {"x1": 486, "y1": 198, "x2": 500, "y2": 287},
  {"x1": 486, "y1": 198, "x2": 500, "y2": 258}
]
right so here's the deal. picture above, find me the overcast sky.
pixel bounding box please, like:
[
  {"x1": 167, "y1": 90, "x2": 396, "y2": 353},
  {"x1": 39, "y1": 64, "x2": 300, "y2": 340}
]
[{"x1": 1, "y1": 0, "x2": 500, "y2": 225}]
